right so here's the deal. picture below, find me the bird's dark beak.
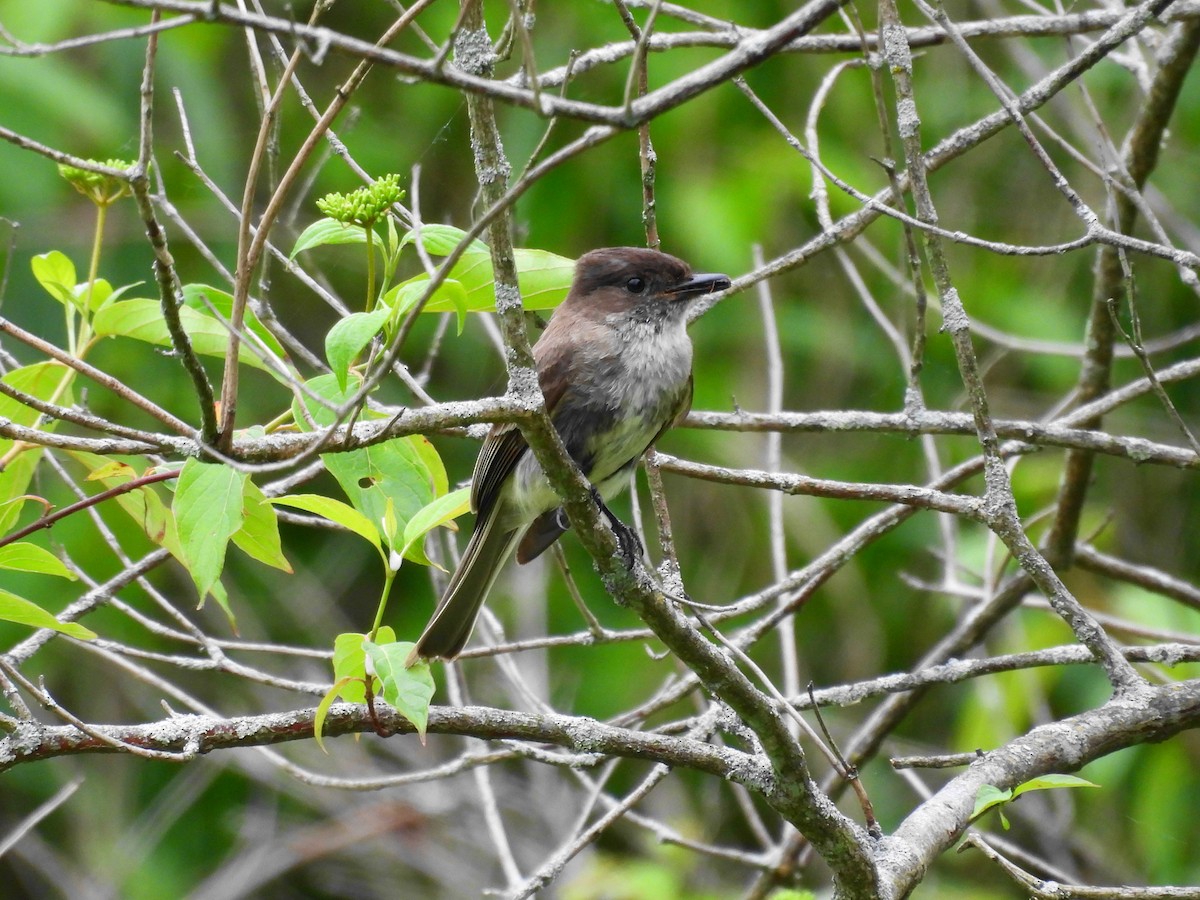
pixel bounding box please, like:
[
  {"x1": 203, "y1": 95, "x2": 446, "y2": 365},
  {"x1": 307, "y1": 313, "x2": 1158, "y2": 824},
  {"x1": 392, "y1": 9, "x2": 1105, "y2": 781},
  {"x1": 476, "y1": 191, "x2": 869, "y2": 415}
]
[{"x1": 664, "y1": 272, "x2": 732, "y2": 299}]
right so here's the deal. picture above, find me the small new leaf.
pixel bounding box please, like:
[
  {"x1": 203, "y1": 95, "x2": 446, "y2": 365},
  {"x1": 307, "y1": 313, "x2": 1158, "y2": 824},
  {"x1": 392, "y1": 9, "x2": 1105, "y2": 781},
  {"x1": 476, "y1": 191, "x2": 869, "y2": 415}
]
[
  {"x1": 1011, "y1": 773, "x2": 1099, "y2": 799},
  {"x1": 31, "y1": 251, "x2": 79, "y2": 309},
  {"x1": 363, "y1": 640, "x2": 433, "y2": 742},
  {"x1": 973, "y1": 775, "x2": 1099, "y2": 830},
  {"x1": 318, "y1": 628, "x2": 400, "y2": 752},
  {"x1": 971, "y1": 784, "x2": 1012, "y2": 822},
  {"x1": 314, "y1": 675, "x2": 360, "y2": 754}
]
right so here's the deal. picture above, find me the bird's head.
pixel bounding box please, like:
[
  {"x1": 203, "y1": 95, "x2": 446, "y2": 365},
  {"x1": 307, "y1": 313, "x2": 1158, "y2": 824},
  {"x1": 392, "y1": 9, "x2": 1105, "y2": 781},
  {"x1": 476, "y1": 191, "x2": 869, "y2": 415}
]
[{"x1": 565, "y1": 247, "x2": 731, "y2": 324}]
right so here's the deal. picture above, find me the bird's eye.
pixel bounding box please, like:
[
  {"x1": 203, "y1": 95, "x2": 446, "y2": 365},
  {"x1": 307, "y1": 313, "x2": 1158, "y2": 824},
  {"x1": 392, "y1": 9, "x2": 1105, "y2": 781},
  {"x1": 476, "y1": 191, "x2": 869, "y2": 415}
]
[{"x1": 625, "y1": 276, "x2": 646, "y2": 294}]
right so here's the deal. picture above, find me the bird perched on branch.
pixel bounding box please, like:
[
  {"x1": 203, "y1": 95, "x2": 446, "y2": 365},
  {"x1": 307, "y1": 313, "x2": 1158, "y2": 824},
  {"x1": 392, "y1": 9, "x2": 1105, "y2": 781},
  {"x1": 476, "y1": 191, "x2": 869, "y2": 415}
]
[{"x1": 410, "y1": 247, "x2": 731, "y2": 661}]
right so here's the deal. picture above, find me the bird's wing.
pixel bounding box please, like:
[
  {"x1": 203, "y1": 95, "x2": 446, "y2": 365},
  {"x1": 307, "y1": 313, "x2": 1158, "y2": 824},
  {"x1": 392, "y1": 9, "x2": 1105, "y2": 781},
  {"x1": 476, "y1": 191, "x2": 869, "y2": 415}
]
[
  {"x1": 469, "y1": 423, "x2": 525, "y2": 514},
  {"x1": 470, "y1": 337, "x2": 574, "y2": 515}
]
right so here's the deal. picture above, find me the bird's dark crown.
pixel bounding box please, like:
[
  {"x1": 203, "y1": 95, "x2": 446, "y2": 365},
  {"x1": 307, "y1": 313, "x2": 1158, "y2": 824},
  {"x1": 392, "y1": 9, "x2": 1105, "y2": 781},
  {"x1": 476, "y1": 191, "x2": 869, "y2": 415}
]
[{"x1": 570, "y1": 247, "x2": 693, "y2": 303}]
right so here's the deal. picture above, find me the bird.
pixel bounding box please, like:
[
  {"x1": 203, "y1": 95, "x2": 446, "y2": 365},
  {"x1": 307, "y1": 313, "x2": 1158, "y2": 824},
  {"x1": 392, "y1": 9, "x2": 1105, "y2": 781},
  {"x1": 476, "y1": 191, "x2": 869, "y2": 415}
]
[{"x1": 409, "y1": 247, "x2": 731, "y2": 661}]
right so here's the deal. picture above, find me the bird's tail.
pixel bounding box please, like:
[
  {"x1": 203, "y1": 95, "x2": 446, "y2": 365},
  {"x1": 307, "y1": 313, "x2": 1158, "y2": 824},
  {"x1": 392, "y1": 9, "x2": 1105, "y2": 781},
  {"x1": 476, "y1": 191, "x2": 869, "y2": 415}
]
[{"x1": 409, "y1": 511, "x2": 521, "y2": 662}]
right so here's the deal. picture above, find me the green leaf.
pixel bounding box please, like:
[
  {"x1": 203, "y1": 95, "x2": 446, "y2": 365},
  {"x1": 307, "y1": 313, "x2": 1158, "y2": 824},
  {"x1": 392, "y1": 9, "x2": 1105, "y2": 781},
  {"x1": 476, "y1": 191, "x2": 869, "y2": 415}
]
[
  {"x1": 323, "y1": 438, "x2": 443, "y2": 552},
  {"x1": 173, "y1": 460, "x2": 247, "y2": 601},
  {"x1": 971, "y1": 784, "x2": 1012, "y2": 822},
  {"x1": 319, "y1": 628, "x2": 400, "y2": 750},
  {"x1": 0, "y1": 363, "x2": 69, "y2": 434},
  {"x1": 315, "y1": 675, "x2": 359, "y2": 753},
  {"x1": 87, "y1": 278, "x2": 111, "y2": 313},
  {"x1": 408, "y1": 433, "x2": 449, "y2": 498},
  {"x1": 974, "y1": 775, "x2": 1100, "y2": 828},
  {"x1": 0, "y1": 588, "x2": 95, "y2": 640},
  {"x1": 291, "y1": 217, "x2": 374, "y2": 258},
  {"x1": 1010, "y1": 773, "x2": 1099, "y2": 799},
  {"x1": 291, "y1": 373, "x2": 363, "y2": 430},
  {"x1": 325, "y1": 307, "x2": 391, "y2": 392},
  {"x1": 1, "y1": 363, "x2": 71, "y2": 533},
  {"x1": 381, "y1": 278, "x2": 470, "y2": 335},
  {"x1": 510, "y1": 247, "x2": 577, "y2": 309},
  {"x1": 270, "y1": 494, "x2": 383, "y2": 557},
  {"x1": 329, "y1": 628, "x2": 397, "y2": 702},
  {"x1": 364, "y1": 639, "x2": 434, "y2": 741},
  {"x1": 391, "y1": 225, "x2": 574, "y2": 317},
  {"x1": 31, "y1": 251, "x2": 79, "y2": 308},
  {"x1": 68, "y1": 452, "x2": 174, "y2": 551},
  {"x1": 92, "y1": 299, "x2": 279, "y2": 372},
  {"x1": 84, "y1": 459, "x2": 138, "y2": 482},
  {"x1": 231, "y1": 479, "x2": 291, "y2": 572},
  {"x1": 433, "y1": 245, "x2": 574, "y2": 313},
  {"x1": 181, "y1": 284, "x2": 286, "y2": 359},
  {"x1": 0, "y1": 542, "x2": 76, "y2": 579},
  {"x1": 382, "y1": 497, "x2": 401, "y2": 550},
  {"x1": 289, "y1": 375, "x2": 446, "y2": 551},
  {"x1": 332, "y1": 631, "x2": 371, "y2": 704},
  {"x1": 400, "y1": 223, "x2": 488, "y2": 256},
  {"x1": 400, "y1": 487, "x2": 471, "y2": 568}
]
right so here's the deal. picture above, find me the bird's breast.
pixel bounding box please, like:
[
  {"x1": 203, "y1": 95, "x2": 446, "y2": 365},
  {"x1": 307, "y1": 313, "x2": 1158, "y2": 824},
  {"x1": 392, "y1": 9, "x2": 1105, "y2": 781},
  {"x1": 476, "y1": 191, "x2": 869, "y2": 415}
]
[{"x1": 584, "y1": 319, "x2": 692, "y2": 483}]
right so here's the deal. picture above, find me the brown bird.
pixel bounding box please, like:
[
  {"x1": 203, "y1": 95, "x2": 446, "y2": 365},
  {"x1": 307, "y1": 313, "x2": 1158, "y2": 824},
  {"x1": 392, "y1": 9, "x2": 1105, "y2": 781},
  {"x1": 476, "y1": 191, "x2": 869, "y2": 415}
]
[{"x1": 410, "y1": 247, "x2": 730, "y2": 661}]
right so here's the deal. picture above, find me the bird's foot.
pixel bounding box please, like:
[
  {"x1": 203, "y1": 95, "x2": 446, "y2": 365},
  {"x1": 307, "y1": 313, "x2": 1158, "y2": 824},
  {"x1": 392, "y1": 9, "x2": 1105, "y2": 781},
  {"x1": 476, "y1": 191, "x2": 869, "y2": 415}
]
[{"x1": 590, "y1": 486, "x2": 643, "y2": 568}]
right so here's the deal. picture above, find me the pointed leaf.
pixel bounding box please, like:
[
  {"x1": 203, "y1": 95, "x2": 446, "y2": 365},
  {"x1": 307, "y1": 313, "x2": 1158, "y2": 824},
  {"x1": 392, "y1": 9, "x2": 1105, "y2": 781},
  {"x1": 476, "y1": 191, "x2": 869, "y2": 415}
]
[
  {"x1": 325, "y1": 307, "x2": 391, "y2": 392},
  {"x1": 31, "y1": 251, "x2": 79, "y2": 308},
  {"x1": 1010, "y1": 774, "x2": 1100, "y2": 799},
  {"x1": 173, "y1": 460, "x2": 247, "y2": 601},
  {"x1": 270, "y1": 494, "x2": 383, "y2": 557},
  {"x1": 400, "y1": 223, "x2": 487, "y2": 256},
  {"x1": 0, "y1": 588, "x2": 95, "y2": 640},
  {"x1": 0, "y1": 542, "x2": 75, "y2": 579},
  {"x1": 291, "y1": 217, "x2": 373, "y2": 258},
  {"x1": 1, "y1": 364, "x2": 71, "y2": 533},
  {"x1": 231, "y1": 479, "x2": 291, "y2": 572},
  {"x1": 400, "y1": 487, "x2": 470, "y2": 568},
  {"x1": 971, "y1": 784, "x2": 1013, "y2": 822},
  {"x1": 314, "y1": 675, "x2": 360, "y2": 753},
  {"x1": 182, "y1": 284, "x2": 286, "y2": 358},
  {"x1": 364, "y1": 639, "x2": 434, "y2": 741},
  {"x1": 93, "y1": 299, "x2": 278, "y2": 371}
]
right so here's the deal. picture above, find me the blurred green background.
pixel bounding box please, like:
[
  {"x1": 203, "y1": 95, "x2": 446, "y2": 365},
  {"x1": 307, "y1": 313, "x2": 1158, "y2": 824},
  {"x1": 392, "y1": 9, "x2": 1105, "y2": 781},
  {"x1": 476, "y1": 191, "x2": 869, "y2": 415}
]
[{"x1": 1, "y1": 0, "x2": 1199, "y2": 897}]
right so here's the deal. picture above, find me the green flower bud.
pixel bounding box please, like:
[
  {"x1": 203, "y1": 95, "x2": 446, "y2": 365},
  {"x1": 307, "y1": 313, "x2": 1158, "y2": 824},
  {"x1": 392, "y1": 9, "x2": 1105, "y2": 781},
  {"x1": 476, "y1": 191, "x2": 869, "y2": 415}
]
[
  {"x1": 57, "y1": 158, "x2": 135, "y2": 206},
  {"x1": 316, "y1": 174, "x2": 404, "y2": 228}
]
